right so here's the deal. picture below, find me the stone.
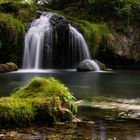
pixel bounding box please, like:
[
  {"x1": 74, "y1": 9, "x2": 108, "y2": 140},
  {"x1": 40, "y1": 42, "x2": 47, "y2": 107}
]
[
  {"x1": 5, "y1": 62, "x2": 18, "y2": 71},
  {"x1": 0, "y1": 62, "x2": 18, "y2": 73},
  {"x1": 49, "y1": 13, "x2": 69, "y2": 31},
  {"x1": 0, "y1": 64, "x2": 10, "y2": 73},
  {"x1": 77, "y1": 59, "x2": 99, "y2": 71}
]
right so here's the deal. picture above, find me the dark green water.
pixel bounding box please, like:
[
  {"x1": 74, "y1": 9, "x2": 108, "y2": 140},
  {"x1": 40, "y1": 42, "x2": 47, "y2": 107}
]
[{"x1": 0, "y1": 70, "x2": 140, "y2": 140}]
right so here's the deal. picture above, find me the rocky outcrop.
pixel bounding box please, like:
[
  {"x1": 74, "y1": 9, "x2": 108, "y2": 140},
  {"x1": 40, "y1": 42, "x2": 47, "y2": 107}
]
[{"x1": 0, "y1": 62, "x2": 18, "y2": 73}]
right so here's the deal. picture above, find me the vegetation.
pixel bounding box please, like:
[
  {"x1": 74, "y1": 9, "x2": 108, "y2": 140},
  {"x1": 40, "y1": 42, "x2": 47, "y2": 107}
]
[
  {"x1": 0, "y1": 77, "x2": 77, "y2": 125},
  {"x1": 52, "y1": 0, "x2": 140, "y2": 68},
  {"x1": 0, "y1": 13, "x2": 25, "y2": 64}
]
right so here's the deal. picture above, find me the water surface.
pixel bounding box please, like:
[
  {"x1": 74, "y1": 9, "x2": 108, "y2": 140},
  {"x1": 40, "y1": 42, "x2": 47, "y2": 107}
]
[
  {"x1": 0, "y1": 70, "x2": 140, "y2": 99},
  {"x1": 0, "y1": 70, "x2": 140, "y2": 140}
]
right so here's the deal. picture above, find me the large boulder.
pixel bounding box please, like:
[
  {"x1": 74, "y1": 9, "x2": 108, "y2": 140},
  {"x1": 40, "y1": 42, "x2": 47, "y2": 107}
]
[
  {"x1": 0, "y1": 64, "x2": 10, "y2": 73},
  {"x1": 49, "y1": 13, "x2": 69, "y2": 31},
  {"x1": 0, "y1": 62, "x2": 18, "y2": 73},
  {"x1": 5, "y1": 62, "x2": 18, "y2": 71},
  {"x1": 11, "y1": 77, "x2": 77, "y2": 124},
  {"x1": 77, "y1": 59, "x2": 100, "y2": 72},
  {"x1": 0, "y1": 77, "x2": 77, "y2": 125},
  {"x1": 43, "y1": 13, "x2": 70, "y2": 68}
]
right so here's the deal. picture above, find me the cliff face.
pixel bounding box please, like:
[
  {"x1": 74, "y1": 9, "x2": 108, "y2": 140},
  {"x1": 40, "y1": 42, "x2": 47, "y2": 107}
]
[{"x1": 1, "y1": 0, "x2": 140, "y2": 69}]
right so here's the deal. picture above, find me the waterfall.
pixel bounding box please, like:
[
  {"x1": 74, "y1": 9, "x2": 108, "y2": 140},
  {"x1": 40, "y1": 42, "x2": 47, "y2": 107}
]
[
  {"x1": 23, "y1": 13, "x2": 53, "y2": 69},
  {"x1": 22, "y1": 12, "x2": 100, "y2": 71},
  {"x1": 69, "y1": 25, "x2": 91, "y2": 66}
]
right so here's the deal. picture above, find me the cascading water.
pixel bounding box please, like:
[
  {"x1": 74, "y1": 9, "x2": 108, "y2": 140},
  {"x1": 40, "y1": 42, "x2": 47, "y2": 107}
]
[
  {"x1": 69, "y1": 25, "x2": 90, "y2": 65},
  {"x1": 22, "y1": 12, "x2": 100, "y2": 71},
  {"x1": 23, "y1": 13, "x2": 53, "y2": 69}
]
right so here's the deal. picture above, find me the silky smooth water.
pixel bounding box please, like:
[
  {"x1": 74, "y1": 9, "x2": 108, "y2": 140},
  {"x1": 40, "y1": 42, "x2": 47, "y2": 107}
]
[{"x1": 0, "y1": 70, "x2": 140, "y2": 98}]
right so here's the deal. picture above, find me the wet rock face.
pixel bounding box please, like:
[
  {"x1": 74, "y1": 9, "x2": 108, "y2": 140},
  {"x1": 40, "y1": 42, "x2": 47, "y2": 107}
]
[
  {"x1": 50, "y1": 14, "x2": 69, "y2": 31},
  {"x1": 77, "y1": 59, "x2": 98, "y2": 71},
  {"x1": 46, "y1": 13, "x2": 70, "y2": 68},
  {"x1": 0, "y1": 62, "x2": 18, "y2": 73}
]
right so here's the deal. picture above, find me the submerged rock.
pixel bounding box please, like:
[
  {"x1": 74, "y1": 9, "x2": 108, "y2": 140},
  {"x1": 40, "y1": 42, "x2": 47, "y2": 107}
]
[
  {"x1": 0, "y1": 62, "x2": 18, "y2": 73},
  {"x1": 77, "y1": 59, "x2": 100, "y2": 71}
]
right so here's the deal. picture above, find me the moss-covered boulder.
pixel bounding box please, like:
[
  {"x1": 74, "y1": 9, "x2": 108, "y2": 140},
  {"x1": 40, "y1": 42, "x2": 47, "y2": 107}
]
[
  {"x1": 0, "y1": 77, "x2": 77, "y2": 125},
  {"x1": 0, "y1": 64, "x2": 10, "y2": 73},
  {"x1": 5, "y1": 62, "x2": 18, "y2": 71}
]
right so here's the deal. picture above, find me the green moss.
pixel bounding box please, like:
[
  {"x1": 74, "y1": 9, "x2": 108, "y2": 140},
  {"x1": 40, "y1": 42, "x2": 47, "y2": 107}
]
[
  {"x1": 0, "y1": 0, "x2": 23, "y2": 4},
  {"x1": 0, "y1": 97, "x2": 34, "y2": 124},
  {"x1": 0, "y1": 77, "x2": 77, "y2": 125},
  {"x1": 0, "y1": 13, "x2": 25, "y2": 64}
]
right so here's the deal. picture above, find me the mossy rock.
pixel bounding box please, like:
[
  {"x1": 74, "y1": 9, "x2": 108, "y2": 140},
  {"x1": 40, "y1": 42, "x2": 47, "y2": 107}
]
[
  {"x1": 0, "y1": 62, "x2": 18, "y2": 73},
  {"x1": 0, "y1": 77, "x2": 77, "y2": 125},
  {"x1": 5, "y1": 62, "x2": 18, "y2": 71},
  {"x1": 0, "y1": 64, "x2": 10, "y2": 73}
]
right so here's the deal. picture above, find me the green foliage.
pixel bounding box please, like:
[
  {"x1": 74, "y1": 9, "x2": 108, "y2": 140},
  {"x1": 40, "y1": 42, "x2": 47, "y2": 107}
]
[
  {"x1": 0, "y1": 13, "x2": 25, "y2": 64},
  {"x1": 0, "y1": 77, "x2": 77, "y2": 125},
  {"x1": 88, "y1": 0, "x2": 140, "y2": 22},
  {"x1": 0, "y1": 0, "x2": 23, "y2": 4}
]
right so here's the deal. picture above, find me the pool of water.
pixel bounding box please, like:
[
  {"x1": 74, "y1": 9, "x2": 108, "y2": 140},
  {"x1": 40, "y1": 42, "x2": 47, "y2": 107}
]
[
  {"x1": 0, "y1": 69, "x2": 140, "y2": 140},
  {"x1": 0, "y1": 69, "x2": 140, "y2": 99}
]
